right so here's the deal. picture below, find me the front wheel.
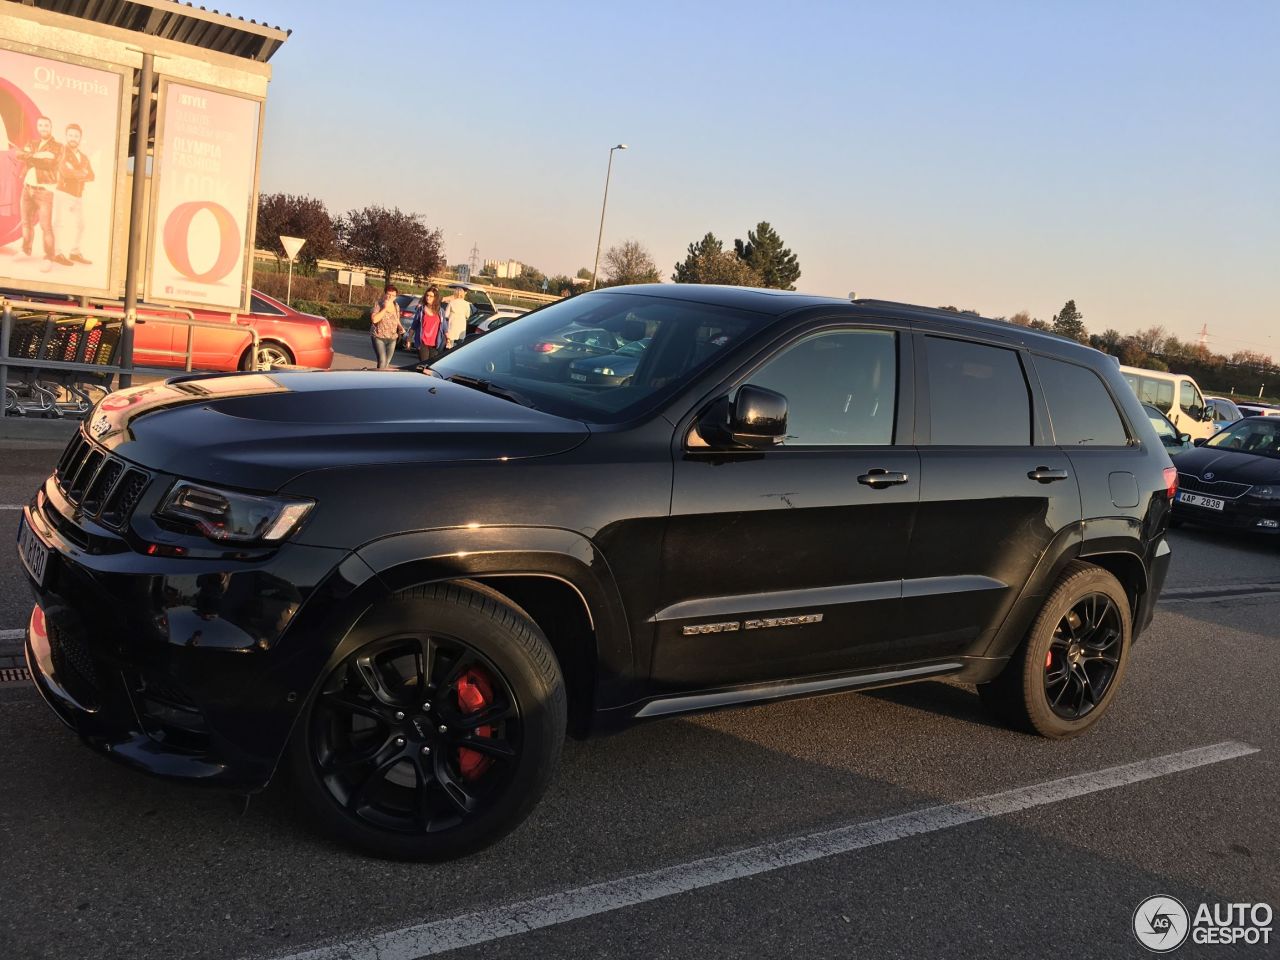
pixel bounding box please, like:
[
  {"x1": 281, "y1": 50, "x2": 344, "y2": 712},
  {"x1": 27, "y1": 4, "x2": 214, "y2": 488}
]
[
  {"x1": 288, "y1": 583, "x2": 566, "y2": 860},
  {"x1": 978, "y1": 562, "x2": 1131, "y2": 738}
]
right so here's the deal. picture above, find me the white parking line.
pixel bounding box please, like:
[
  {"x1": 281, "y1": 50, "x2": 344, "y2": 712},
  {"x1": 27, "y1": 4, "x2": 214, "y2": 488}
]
[
  {"x1": 0, "y1": 505, "x2": 25, "y2": 510},
  {"x1": 0, "y1": 629, "x2": 24, "y2": 641},
  {"x1": 266, "y1": 740, "x2": 1258, "y2": 960}
]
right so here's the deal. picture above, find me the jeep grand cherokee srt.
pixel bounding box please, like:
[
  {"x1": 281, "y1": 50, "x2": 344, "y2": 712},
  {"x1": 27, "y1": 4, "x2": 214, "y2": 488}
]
[{"x1": 19, "y1": 285, "x2": 1175, "y2": 860}]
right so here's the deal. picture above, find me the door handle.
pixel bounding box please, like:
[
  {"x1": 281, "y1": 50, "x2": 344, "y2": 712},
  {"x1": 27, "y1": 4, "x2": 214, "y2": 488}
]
[
  {"x1": 1028, "y1": 466, "x2": 1069, "y2": 483},
  {"x1": 858, "y1": 468, "x2": 910, "y2": 488}
]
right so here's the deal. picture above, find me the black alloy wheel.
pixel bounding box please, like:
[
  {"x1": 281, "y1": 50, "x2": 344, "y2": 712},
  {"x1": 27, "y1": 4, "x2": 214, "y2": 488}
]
[
  {"x1": 289, "y1": 583, "x2": 566, "y2": 860},
  {"x1": 311, "y1": 633, "x2": 521, "y2": 835},
  {"x1": 978, "y1": 561, "x2": 1131, "y2": 738},
  {"x1": 1042, "y1": 593, "x2": 1122, "y2": 721}
]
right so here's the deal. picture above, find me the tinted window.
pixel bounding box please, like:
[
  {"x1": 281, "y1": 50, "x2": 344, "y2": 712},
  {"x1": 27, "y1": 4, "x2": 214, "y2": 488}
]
[
  {"x1": 1180, "y1": 380, "x2": 1204, "y2": 413},
  {"x1": 1143, "y1": 405, "x2": 1181, "y2": 449},
  {"x1": 744, "y1": 330, "x2": 896, "y2": 446},
  {"x1": 1037, "y1": 357, "x2": 1129, "y2": 446},
  {"x1": 927, "y1": 338, "x2": 1030, "y2": 446},
  {"x1": 1155, "y1": 379, "x2": 1174, "y2": 409},
  {"x1": 1206, "y1": 418, "x2": 1280, "y2": 458},
  {"x1": 249, "y1": 295, "x2": 285, "y2": 316}
]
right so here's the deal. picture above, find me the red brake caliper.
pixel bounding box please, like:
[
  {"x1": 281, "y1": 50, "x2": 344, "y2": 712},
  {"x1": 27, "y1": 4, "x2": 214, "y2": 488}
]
[{"x1": 456, "y1": 668, "x2": 495, "y2": 781}]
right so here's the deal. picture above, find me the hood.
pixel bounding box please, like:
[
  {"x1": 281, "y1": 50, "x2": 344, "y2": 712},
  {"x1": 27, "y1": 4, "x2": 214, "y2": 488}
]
[
  {"x1": 89, "y1": 371, "x2": 589, "y2": 490},
  {"x1": 1173, "y1": 445, "x2": 1280, "y2": 484}
]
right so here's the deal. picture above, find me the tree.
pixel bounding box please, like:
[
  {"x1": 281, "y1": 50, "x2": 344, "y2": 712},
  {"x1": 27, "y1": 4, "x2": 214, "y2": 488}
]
[
  {"x1": 1051, "y1": 299, "x2": 1087, "y2": 343},
  {"x1": 938, "y1": 305, "x2": 980, "y2": 315},
  {"x1": 602, "y1": 239, "x2": 661, "y2": 286},
  {"x1": 1028, "y1": 318, "x2": 1052, "y2": 331},
  {"x1": 1008, "y1": 311, "x2": 1034, "y2": 327},
  {"x1": 673, "y1": 232, "x2": 761, "y2": 285},
  {"x1": 734, "y1": 221, "x2": 800, "y2": 289},
  {"x1": 575, "y1": 267, "x2": 593, "y2": 281},
  {"x1": 1096, "y1": 328, "x2": 1123, "y2": 355},
  {"x1": 1132, "y1": 326, "x2": 1167, "y2": 355},
  {"x1": 337, "y1": 205, "x2": 444, "y2": 286},
  {"x1": 256, "y1": 193, "x2": 336, "y2": 274}
]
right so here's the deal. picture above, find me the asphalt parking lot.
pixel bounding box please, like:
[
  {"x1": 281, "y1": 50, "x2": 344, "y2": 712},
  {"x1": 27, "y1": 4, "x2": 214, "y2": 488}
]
[{"x1": 2, "y1": 435, "x2": 1277, "y2": 960}]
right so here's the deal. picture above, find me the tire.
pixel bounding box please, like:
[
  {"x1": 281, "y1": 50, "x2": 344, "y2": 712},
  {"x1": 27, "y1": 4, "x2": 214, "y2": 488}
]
[
  {"x1": 288, "y1": 583, "x2": 567, "y2": 860},
  {"x1": 240, "y1": 340, "x2": 294, "y2": 370},
  {"x1": 978, "y1": 561, "x2": 1131, "y2": 738}
]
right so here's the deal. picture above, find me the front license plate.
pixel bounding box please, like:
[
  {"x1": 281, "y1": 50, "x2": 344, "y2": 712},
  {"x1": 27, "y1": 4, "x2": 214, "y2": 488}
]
[
  {"x1": 17, "y1": 515, "x2": 49, "y2": 587},
  {"x1": 569, "y1": 373, "x2": 588, "y2": 382},
  {"x1": 1178, "y1": 492, "x2": 1225, "y2": 511}
]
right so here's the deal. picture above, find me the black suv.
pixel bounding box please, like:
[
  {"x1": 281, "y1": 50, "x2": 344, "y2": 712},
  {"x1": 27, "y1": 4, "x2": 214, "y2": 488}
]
[{"x1": 18, "y1": 285, "x2": 1175, "y2": 860}]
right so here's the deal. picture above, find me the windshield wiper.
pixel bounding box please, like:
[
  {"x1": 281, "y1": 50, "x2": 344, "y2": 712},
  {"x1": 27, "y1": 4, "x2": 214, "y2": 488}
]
[{"x1": 447, "y1": 374, "x2": 538, "y2": 409}]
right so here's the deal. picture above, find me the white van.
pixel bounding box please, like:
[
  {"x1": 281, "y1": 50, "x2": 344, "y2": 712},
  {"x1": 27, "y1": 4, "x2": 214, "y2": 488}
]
[{"x1": 1119, "y1": 365, "x2": 1217, "y2": 440}]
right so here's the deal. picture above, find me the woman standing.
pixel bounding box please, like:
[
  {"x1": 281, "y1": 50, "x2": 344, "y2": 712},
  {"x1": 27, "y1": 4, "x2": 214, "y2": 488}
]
[
  {"x1": 368, "y1": 286, "x2": 402, "y2": 369},
  {"x1": 411, "y1": 286, "x2": 446, "y2": 365}
]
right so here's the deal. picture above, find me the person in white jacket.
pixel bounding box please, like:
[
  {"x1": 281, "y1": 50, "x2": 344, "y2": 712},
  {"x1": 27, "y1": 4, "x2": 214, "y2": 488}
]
[{"x1": 443, "y1": 288, "x2": 473, "y2": 351}]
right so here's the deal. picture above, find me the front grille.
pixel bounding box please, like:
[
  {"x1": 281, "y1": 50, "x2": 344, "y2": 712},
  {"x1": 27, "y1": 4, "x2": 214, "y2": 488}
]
[
  {"x1": 1178, "y1": 473, "x2": 1252, "y2": 499},
  {"x1": 47, "y1": 617, "x2": 100, "y2": 707},
  {"x1": 54, "y1": 433, "x2": 150, "y2": 530}
]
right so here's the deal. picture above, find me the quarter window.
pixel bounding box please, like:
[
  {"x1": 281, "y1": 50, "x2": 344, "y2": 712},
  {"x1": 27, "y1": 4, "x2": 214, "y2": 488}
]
[
  {"x1": 1036, "y1": 357, "x2": 1129, "y2": 446},
  {"x1": 743, "y1": 330, "x2": 897, "y2": 446},
  {"x1": 926, "y1": 337, "x2": 1030, "y2": 446}
]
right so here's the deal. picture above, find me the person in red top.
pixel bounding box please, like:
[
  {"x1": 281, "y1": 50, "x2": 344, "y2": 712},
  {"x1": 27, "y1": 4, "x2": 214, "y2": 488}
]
[
  {"x1": 53, "y1": 123, "x2": 94, "y2": 267},
  {"x1": 411, "y1": 285, "x2": 445, "y2": 364}
]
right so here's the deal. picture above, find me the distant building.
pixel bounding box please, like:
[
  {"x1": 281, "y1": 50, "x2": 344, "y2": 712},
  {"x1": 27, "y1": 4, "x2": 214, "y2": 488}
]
[
  {"x1": 483, "y1": 258, "x2": 524, "y2": 279},
  {"x1": 453, "y1": 264, "x2": 471, "y2": 282}
]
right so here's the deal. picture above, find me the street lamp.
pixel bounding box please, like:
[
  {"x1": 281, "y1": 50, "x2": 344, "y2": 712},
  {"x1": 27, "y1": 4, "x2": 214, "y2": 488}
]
[
  {"x1": 590, "y1": 143, "x2": 627, "y2": 290},
  {"x1": 280, "y1": 235, "x2": 306, "y2": 307}
]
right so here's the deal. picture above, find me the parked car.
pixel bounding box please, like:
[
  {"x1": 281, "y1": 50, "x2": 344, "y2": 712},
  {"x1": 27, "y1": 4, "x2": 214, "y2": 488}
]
[
  {"x1": 4, "y1": 287, "x2": 333, "y2": 371},
  {"x1": 510, "y1": 326, "x2": 623, "y2": 380},
  {"x1": 448, "y1": 282, "x2": 531, "y2": 337},
  {"x1": 1235, "y1": 402, "x2": 1280, "y2": 419},
  {"x1": 1170, "y1": 416, "x2": 1280, "y2": 534},
  {"x1": 470, "y1": 313, "x2": 521, "y2": 339},
  {"x1": 1143, "y1": 403, "x2": 1192, "y2": 453},
  {"x1": 1205, "y1": 396, "x2": 1244, "y2": 432},
  {"x1": 18, "y1": 286, "x2": 1175, "y2": 861},
  {"x1": 568, "y1": 337, "x2": 651, "y2": 386},
  {"x1": 1119, "y1": 364, "x2": 1216, "y2": 440}
]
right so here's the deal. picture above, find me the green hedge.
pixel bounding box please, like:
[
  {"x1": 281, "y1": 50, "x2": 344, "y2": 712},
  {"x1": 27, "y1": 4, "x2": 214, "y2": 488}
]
[{"x1": 294, "y1": 299, "x2": 370, "y2": 329}]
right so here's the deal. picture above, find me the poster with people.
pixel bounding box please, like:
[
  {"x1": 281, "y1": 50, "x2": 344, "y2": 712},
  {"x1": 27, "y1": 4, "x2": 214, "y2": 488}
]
[
  {"x1": 146, "y1": 81, "x2": 262, "y2": 311},
  {"x1": 0, "y1": 45, "x2": 126, "y2": 295}
]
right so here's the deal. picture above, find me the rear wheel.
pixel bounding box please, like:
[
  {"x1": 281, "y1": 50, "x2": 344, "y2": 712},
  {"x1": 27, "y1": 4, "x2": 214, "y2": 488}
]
[
  {"x1": 288, "y1": 583, "x2": 566, "y2": 860},
  {"x1": 240, "y1": 340, "x2": 294, "y2": 370},
  {"x1": 978, "y1": 562, "x2": 1131, "y2": 738}
]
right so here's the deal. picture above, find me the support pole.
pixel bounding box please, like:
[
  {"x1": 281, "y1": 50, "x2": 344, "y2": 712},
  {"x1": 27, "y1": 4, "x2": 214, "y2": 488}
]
[
  {"x1": 1, "y1": 302, "x2": 12, "y2": 415},
  {"x1": 121, "y1": 52, "x2": 154, "y2": 389}
]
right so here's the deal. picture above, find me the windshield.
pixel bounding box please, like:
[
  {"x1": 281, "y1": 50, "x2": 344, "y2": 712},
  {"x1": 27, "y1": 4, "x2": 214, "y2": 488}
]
[
  {"x1": 1206, "y1": 418, "x2": 1280, "y2": 458},
  {"x1": 431, "y1": 291, "x2": 769, "y2": 422},
  {"x1": 1143, "y1": 405, "x2": 1181, "y2": 449}
]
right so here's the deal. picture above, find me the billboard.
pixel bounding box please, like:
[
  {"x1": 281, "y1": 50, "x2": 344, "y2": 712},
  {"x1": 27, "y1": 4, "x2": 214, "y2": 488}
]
[
  {"x1": 146, "y1": 80, "x2": 263, "y2": 311},
  {"x1": 0, "y1": 44, "x2": 128, "y2": 296}
]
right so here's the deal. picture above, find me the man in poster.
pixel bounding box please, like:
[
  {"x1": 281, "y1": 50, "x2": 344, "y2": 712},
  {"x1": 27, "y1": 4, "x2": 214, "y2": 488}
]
[
  {"x1": 53, "y1": 122, "x2": 93, "y2": 266},
  {"x1": 18, "y1": 114, "x2": 60, "y2": 271}
]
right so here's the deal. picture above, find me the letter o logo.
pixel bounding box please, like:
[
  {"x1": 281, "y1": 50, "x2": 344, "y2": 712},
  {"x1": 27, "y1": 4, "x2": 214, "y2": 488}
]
[{"x1": 162, "y1": 200, "x2": 241, "y2": 283}]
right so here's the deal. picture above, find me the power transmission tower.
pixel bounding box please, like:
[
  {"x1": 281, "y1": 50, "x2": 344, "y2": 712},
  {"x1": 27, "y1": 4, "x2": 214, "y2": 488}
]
[
  {"x1": 1198, "y1": 324, "x2": 1210, "y2": 351},
  {"x1": 468, "y1": 243, "x2": 480, "y2": 276}
]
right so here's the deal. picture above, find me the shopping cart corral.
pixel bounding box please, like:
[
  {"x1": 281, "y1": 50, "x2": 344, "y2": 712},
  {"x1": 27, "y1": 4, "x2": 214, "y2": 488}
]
[{"x1": 1, "y1": 297, "x2": 263, "y2": 419}]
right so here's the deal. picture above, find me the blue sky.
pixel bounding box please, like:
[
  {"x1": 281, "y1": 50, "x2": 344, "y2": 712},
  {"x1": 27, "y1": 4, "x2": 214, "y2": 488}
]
[{"x1": 244, "y1": 0, "x2": 1277, "y2": 352}]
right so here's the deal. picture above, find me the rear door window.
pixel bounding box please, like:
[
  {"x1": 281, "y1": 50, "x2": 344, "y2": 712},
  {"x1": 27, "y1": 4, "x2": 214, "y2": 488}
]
[
  {"x1": 925, "y1": 337, "x2": 1031, "y2": 446},
  {"x1": 1036, "y1": 356, "x2": 1130, "y2": 446}
]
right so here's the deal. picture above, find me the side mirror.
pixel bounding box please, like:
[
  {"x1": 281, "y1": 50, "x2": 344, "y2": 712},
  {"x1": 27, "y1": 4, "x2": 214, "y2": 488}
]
[
  {"x1": 1179, "y1": 433, "x2": 1192, "y2": 445},
  {"x1": 695, "y1": 385, "x2": 788, "y2": 449},
  {"x1": 1193, "y1": 437, "x2": 1207, "y2": 447}
]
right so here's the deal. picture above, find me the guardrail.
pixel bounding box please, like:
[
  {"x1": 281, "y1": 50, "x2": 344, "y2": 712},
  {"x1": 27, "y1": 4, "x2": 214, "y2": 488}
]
[{"x1": 1, "y1": 297, "x2": 262, "y2": 419}]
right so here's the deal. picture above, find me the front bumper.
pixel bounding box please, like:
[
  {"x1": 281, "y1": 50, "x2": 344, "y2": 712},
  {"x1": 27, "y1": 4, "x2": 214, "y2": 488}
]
[
  {"x1": 1172, "y1": 496, "x2": 1280, "y2": 535},
  {"x1": 19, "y1": 490, "x2": 356, "y2": 788}
]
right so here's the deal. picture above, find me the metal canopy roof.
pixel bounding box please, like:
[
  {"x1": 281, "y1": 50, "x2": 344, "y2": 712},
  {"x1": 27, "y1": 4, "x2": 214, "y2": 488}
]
[{"x1": 19, "y1": 0, "x2": 291, "y2": 62}]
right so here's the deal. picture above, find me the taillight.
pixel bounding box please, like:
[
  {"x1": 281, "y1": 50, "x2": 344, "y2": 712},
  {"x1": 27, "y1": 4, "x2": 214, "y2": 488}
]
[
  {"x1": 400, "y1": 311, "x2": 414, "y2": 319},
  {"x1": 1164, "y1": 466, "x2": 1178, "y2": 500},
  {"x1": 318, "y1": 322, "x2": 331, "y2": 340},
  {"x1": 532, "y1": 342, "x2": 556, "y2": 353}
]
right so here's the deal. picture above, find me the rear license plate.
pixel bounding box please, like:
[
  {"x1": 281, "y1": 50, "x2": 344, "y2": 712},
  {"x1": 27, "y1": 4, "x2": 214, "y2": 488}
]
[
  {"x1": 1178, "y1": 492, "x2": 1225, "y2": 511},
  {"x1": 569, "y1": 373, "x2": 588, "y2": 382},
  {"x1": 17, "y1": 515, "x2": 49, "y2": 587}
]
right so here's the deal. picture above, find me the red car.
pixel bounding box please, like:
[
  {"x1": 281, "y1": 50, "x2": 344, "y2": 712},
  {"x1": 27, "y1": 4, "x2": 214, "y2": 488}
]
[{"x1": 7, "y1": 288, "x2": 333, "y2": 372}]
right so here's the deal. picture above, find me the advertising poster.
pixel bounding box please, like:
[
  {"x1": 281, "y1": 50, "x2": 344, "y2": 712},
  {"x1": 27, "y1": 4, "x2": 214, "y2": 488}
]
[
  {"x1": 0, "y1": 45, "x2": 125, "y2": 294},
  {"x1": 147, "y1": 81, "x2": 262, "y2": 311}
]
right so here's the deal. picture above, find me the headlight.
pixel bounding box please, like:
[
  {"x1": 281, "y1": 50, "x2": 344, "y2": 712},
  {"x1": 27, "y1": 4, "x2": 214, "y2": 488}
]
[
  {"x1": 595, "y1": 367, "x2": 614, "y2": 376},
  {"x1": 1250, "y1": 486, "x2": 1280, "y2": 500},
  {"x1": 159, "y1": 481, "x2": 314, "y2": 544}
]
